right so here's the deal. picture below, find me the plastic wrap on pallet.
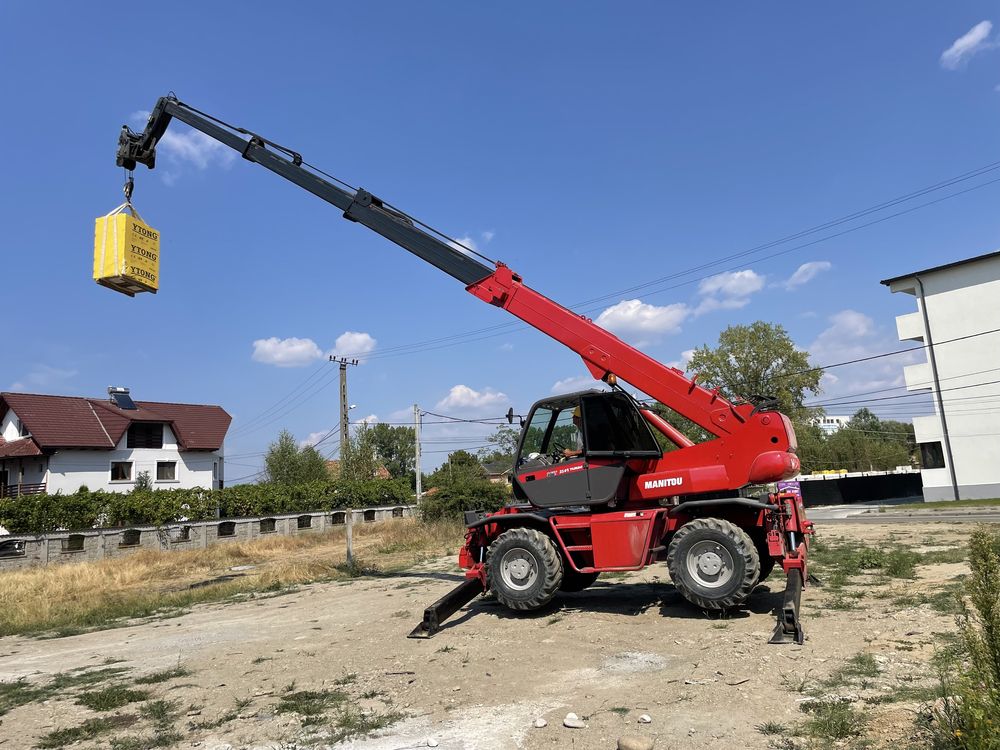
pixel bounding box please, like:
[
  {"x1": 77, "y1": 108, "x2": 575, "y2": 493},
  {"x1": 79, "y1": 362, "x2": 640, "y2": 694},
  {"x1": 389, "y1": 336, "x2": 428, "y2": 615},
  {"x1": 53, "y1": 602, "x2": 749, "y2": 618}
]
[{"x1": 93, "y1": 203, "x2": 160, "y2": 296}]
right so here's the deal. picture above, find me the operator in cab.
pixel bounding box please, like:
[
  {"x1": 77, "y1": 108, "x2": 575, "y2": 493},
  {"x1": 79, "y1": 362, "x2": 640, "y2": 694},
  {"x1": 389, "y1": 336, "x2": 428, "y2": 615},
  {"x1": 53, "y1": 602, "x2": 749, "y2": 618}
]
[{"x1": 562, "y1": 406, "x2": 584, "y2": 459}]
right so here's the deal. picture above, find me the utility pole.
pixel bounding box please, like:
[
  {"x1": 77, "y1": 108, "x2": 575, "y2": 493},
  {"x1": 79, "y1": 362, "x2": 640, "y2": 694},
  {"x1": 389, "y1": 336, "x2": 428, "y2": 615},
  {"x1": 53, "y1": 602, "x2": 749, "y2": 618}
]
[
  {"x1": 414, "y1": 404, "x2": 422, "y2": 502},
  {"x1": 331, "y1": 356, "x2": 359, "y2": 565}
]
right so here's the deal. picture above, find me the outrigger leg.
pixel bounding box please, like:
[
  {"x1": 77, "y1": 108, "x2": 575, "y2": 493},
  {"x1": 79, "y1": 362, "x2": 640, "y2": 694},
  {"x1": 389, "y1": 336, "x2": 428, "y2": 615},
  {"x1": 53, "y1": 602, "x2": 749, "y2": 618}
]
[
  {"x1": 408, "y1": 578, "x2": 484, "y2": 639},
  {"x1": 769, "y1": 568, "x2": 805, "y2": 645}
]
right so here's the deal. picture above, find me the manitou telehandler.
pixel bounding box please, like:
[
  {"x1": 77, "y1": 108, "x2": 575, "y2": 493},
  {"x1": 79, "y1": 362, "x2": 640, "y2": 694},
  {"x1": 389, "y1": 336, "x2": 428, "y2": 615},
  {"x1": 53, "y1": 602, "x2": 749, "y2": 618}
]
[{"x1": 117, "y1": 96, "x2": 814, "y2": 644}]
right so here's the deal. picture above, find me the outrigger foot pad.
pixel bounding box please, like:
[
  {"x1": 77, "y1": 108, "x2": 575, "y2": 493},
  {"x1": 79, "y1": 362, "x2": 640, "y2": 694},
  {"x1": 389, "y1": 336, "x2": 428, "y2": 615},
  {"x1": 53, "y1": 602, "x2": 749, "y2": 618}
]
[
  {"x1": 408, "y1": 578, "x2": 485, "y2": 639},
  {"x1": 769, "y1": 569, "x2": 805, "y2": 645}
]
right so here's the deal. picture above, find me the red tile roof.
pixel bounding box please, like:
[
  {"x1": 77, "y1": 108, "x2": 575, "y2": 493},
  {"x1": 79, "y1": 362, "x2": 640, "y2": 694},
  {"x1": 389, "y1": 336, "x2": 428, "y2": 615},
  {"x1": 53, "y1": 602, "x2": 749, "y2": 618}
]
[
  {"x1": 0, "y1": 436, "x2": 43, "y2": 458},
  {"x1": 0, "y1": 392, "x2": 231, "y2": 452}
]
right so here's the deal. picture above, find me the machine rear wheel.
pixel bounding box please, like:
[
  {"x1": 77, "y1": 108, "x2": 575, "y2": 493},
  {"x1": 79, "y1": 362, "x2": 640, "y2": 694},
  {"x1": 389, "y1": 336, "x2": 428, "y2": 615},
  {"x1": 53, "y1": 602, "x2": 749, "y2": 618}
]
[
  {"x1": 560, "y1": 569, "x2": 600, "y2": 592},
  {"x1": 667, "y1": 518, "x2": 759, "y2": 610},
  {"x1": 486, "y1": 527, "x2": 564, "y2": 610}
]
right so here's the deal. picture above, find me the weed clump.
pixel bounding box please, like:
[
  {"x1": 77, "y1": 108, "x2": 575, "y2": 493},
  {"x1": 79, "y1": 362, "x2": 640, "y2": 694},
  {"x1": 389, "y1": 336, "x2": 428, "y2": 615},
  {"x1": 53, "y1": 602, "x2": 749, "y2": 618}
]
[{"x1": 931, "y1": 526, "x2": 1000, "y2": 749}]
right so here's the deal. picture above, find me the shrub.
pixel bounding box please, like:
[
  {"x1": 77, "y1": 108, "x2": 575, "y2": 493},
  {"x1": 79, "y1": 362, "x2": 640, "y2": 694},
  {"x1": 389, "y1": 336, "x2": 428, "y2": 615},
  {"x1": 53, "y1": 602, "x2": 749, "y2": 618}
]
[
  {"x1": 931, "y1": 526, "x2": 1000, "y2": 749},
  {"x1": 0, "y1": 478, "x2": 414, "y2": 535},
  {"x1": 418, "y1": 479, "x2": 510, "y2": 522}
]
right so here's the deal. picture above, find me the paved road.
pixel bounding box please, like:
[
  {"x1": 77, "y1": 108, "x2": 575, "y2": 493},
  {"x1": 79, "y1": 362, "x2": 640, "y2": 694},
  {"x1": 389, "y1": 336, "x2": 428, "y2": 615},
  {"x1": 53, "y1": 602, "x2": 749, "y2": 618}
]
[{"x1": 807, "y1": 504, "x2": 1000, "y2": 525}]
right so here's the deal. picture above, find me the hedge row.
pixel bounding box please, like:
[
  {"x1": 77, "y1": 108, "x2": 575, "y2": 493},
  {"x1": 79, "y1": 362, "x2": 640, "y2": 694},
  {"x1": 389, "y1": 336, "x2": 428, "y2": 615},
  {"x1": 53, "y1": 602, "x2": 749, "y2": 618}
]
[{"x1": 0, "y1": 478, "x2": 414, "y2": 535}]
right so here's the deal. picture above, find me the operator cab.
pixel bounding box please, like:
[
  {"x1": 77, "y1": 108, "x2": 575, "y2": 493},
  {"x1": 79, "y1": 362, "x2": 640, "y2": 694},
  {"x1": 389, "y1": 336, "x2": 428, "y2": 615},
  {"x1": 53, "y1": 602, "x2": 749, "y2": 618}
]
[{"x1": 512, "y1": 390, "x2": 662, "y2": 509}]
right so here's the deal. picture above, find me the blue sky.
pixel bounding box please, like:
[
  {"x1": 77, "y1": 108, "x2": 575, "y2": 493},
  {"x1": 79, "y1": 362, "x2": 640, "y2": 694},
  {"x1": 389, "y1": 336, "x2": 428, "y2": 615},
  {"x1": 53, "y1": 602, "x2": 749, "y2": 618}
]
[{"x1": 2, "y1": 3, "x2": 999, "y2": 480}]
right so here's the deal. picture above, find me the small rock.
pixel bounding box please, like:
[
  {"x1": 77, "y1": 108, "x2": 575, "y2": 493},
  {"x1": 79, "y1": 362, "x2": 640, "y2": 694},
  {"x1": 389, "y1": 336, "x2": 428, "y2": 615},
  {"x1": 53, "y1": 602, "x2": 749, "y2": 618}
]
[
  {"x1": 618, "y1": 736, "x2": 654, "y2": 750},
  {"x1": 427, "y1": 740, "x2": 439, "y2": 748},
  {"x1": 534, "y1": 718, "x2": 548, "y2": 728},
  {"x1": 637, "y1": 714, "x2": 652, "y2": 723},
  {"x1": 563, "y1": 712, "x2": 586, "y2": 729}
]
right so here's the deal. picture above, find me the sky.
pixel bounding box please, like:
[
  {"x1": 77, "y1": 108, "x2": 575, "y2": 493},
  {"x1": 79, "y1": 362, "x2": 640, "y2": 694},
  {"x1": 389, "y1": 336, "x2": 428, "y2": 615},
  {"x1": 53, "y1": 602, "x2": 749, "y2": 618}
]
[{"x1": 2, "y1": 3, "x2": 999, "y2": 481}]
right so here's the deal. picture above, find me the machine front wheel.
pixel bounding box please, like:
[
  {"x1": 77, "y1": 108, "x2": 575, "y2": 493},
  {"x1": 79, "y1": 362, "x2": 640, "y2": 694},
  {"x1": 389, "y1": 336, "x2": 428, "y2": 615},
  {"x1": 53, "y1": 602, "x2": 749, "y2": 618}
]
[
  {"x1": 486, "y1": 527, "x2": 564, "y2": 611},
  {"x1": 667, "y1": 517, "x2": 759, "y2": 610}
]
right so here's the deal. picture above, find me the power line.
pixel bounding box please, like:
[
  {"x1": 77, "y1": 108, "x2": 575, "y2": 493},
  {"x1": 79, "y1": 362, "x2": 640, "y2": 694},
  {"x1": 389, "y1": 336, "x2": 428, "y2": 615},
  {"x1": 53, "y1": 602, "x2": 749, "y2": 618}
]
[{"x1": 777, "y1": 326, "x2": 1000, "y2": 380}]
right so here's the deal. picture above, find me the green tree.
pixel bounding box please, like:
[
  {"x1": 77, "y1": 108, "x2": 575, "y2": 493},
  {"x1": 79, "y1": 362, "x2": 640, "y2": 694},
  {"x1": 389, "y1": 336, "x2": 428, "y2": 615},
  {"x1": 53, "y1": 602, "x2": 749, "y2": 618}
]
[
  {"x1": 264, "y1": 430, "x2": 302, "y2": 485},
  {"x1": 369, "y1": 423, "x2": 416, "y2": 481},
  {"x1": 426, "y1": 449, "x2": 485, "y2": 487},
  {"x1": 340, "y1": 423, "x2": 380, "y2": 481},
  {"x1": 478, "y1": 425, "x2": 521, "y2": 463},
  {"x1": 298, "y1": 444, "x2": 331, "y2": 483},
  {"x1": 687, "y1": 321, "x2": 823, "y2": 422},
  {"x1": 264, "y1": 430, "x2": 331, "y2": 485}
]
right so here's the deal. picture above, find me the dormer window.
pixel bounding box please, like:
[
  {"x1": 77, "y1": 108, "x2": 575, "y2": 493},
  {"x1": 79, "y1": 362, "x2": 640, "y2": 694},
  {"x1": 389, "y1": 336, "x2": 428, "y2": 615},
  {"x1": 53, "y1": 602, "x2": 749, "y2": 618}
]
[
  {"x1": 127, "y1": 423, "x2": 163, "y2": 449},
  {"x1": 16, "y1": 418, "x2": 29, "y2": 438}
]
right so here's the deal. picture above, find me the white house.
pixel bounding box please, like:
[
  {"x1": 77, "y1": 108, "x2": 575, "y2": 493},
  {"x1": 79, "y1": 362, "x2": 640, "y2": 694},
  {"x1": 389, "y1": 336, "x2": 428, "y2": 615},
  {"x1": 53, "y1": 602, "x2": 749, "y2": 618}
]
[
  {"x1": 0, "y1": 388, "x2": 230, "y2": 497},
  {"x1": 882, "y1": 249, "x2": 1000, "y2": 501}
]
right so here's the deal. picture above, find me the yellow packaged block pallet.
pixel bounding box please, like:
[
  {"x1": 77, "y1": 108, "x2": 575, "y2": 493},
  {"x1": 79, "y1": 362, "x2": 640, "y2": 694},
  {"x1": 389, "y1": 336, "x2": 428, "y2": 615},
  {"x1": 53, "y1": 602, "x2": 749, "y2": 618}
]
[{"x1": 93, "y1": 203, "x2": 160, "y2": 296}]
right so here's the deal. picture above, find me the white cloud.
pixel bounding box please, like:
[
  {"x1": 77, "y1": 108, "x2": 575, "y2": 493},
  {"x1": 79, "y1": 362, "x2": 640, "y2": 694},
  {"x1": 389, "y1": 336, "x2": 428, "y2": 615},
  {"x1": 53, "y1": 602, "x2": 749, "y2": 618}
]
[
  {"x1": 694, "y1": 296, "x2": 752, "y2": 316},
  {"x1": 329, "y1": 331, "x2": 377, "y2": 363},
  {"x1": 698, "y1": 270, "x2": 766, "y2": 298},
  {"x1": 940, "y1": 20, "x2": 994, "y2": 70},
  {"x1": 436, "y1": 384, "x2": 508, "y2": 413},
  {"x1": 129, "y1": 112, "x2": 235, "y2": 183},
  {"x1": 299, "y1": 430, "x2": 332, "y2": 449},
  {"x1": 448, "y1": 230, "x2": 494, "y2": 258},
  {"x1": 7, "y1": 364, "x2": 78, "y2": 392},
  {"x1": 666, "y1": 348, "x2": 696, "y2": 372},
  {"x1": 596, "y1": 299, "x2": 690, "y2": 344},
  {"x1": 807, "y1": 309, "x2": 922, "y2": 407},
  {"x1": 550, "y1": 375, "x2": 608, "y2": 394},
  {"x1": 252, "y1": 337, "x2": 323, "y2": 367},
  {"x1": 694, "y1": 270, "x2": 766, "y2": 317},
  {"x1": 784, "y1": 261, "x2": 832, "y2": 289}
]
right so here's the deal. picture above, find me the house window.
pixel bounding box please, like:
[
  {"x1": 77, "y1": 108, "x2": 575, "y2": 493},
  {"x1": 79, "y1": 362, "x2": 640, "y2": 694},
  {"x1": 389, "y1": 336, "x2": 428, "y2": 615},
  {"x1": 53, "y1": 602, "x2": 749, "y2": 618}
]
[
  {"x1": 16, "y1": 418, "x2": 29, "y2": 438},
  {"x1": 120, "y1": 529, "x2": 141, "y2": 547},
  {"x1": 330, "y1": 512, "x2": 346, "y2": 526},
  {"x1": 218, "y1": 521, "x2": 236, "y2": 538},
  {"x1": 363, "y1": 509, "x2": 376, "y2": 523},
  {"x1": 0, "y1": 540, "x2": 25, "y2": 558},
  {"x1": 111, "y1": 461, "x2": 133, "y2": 482},
  {"x1": 127, "y1": 423, "x2": 164, "y2": 449},
  {"x1": 260, "y1": 518, "x2": 276, "y2": 534},
  {"x1": 156, "y1": 461, "x2": 176, "y2": 481},
  {"x1": 392, "y1": 507, "x2": 404, "y2": 518},
  {"x1": 173, "y1": 526, "x2": 191, "y2": 543},
  {"x1": 297, "y1": 515, "x2": 313, "y2": 529},
  {"x1": 920, "y1": 442, "x2": 946, "y2": 470},
  {"x1": 213, "y1": 462, "x2": 218, "y2": 479}
]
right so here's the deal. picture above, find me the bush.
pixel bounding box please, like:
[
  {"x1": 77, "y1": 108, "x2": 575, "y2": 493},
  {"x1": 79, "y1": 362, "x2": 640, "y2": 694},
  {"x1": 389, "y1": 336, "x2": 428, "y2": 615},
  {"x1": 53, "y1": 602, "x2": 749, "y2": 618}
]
[
  {"x1": 418, "y1": 479, "x2": 510, "y2": 522},
  {"x1": 931, "y1": 526, "x2": 1000, "y2": 749},
  {"x1": 0, "y1": 478, "x2": 414, "y2": 535}
]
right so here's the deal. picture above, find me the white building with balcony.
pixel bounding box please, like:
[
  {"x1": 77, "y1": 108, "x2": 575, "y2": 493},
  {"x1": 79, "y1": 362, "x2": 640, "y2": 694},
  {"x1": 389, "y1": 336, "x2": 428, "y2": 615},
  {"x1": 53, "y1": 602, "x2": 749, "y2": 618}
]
[{"x1": 882, "y1": 250, "x2": 1000, "y2": 501}]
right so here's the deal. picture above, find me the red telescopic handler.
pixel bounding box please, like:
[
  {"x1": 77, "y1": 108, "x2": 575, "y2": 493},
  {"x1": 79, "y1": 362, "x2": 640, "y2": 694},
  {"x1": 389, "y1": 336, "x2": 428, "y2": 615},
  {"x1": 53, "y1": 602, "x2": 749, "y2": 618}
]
[{"x1": 116, "y1": 96, "x2": 815, "y2": 645}]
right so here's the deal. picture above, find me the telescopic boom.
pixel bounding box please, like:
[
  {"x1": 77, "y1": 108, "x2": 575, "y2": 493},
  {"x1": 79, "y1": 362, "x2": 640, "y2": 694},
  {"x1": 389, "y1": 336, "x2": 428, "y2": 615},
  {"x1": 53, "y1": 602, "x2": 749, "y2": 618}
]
[{"x1": 118, "y1": 96, "x2": 800, "y2": 488}]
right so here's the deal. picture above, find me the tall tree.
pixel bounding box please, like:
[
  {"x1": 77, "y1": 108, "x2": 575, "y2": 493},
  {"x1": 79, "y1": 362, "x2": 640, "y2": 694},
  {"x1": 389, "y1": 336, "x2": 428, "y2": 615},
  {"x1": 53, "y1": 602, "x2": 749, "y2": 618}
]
[
  {"x1": 264, "y1": 430, "x2": 328, "y2": 485},
  {"x1": 340, "y1": 423, "x2": 379, "y2": 481},
  {"x1": 686, "y1": 321, "x2": 823, "y2": 422},
  {"x1": 369, "y1": 423, "x2": 416, "y2": 480},
  {"x1": 478, "y1": 425, "x2": 521, "y2": 464}
]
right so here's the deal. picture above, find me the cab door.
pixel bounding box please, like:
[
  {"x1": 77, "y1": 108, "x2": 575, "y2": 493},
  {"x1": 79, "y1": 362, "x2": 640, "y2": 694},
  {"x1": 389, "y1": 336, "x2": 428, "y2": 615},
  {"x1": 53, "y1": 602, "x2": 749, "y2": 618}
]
[{"x1": 513, "y1": 403, "x2": 590, "y2": 508}]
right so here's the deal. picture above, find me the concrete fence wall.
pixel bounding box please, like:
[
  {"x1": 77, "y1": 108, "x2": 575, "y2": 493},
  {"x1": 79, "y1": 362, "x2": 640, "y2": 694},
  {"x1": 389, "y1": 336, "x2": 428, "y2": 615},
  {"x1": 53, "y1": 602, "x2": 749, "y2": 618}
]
[{"x1": 0, "y1": 505, "x2": 415, "y2": 572}]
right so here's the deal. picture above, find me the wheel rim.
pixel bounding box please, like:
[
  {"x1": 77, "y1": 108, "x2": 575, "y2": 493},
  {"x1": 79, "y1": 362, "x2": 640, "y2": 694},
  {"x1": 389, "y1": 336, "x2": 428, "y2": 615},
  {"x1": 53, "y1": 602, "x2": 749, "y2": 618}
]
[
  {"x1": 500, "y1": 548, "x2": 538, "y2": 591},
  {"x1": 685, "y1": 540, "x2": 735, "y2": 589}
]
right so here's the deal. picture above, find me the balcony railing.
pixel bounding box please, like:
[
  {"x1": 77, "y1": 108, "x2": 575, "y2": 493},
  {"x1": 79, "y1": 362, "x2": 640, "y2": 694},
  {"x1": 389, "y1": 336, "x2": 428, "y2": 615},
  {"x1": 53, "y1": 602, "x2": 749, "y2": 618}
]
[{"x1": 0, "y1": 482, "x2": 46, "y2": 498}]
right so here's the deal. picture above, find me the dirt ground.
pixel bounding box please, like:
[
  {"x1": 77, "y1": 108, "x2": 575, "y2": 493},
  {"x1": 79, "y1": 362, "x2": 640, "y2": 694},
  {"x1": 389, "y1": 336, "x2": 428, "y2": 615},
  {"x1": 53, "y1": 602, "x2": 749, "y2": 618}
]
[{"x1": 0, "y1": 520, "x2": 985, "y2": 750}]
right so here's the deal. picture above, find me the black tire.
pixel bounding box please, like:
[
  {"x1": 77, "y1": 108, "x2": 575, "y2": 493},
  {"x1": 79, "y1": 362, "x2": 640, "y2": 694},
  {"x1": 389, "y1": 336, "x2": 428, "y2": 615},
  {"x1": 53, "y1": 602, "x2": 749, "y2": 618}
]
[
  {"x1": 756, "y1": 555, "x2": 777, "y2": 583},
  {"x1": 750, "y1": 531, "x2": 776, "y2": 584},
  {"x1": 486, "y1": 527, "x2": 564, "y2": 610},
  {"x1": 560, "y1": 569, "x2": 600, "y2": 593},
  {"x1": 666, "y1": 518, "x2": 759, "y2": 610}
]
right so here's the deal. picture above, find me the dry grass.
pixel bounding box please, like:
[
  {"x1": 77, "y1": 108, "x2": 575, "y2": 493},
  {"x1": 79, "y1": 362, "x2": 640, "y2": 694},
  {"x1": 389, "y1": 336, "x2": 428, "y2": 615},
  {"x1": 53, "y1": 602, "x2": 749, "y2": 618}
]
[{"x1": 0, "y1": 519, "x2": 464, "y2": 637}]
